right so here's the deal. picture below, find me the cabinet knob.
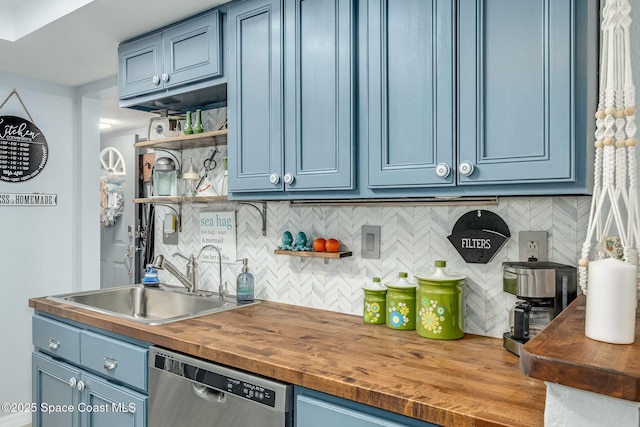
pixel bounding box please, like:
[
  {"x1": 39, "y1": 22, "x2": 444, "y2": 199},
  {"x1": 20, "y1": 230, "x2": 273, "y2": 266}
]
[
  {"x1": 283, "y1": 173, "x2": 295, "y2": 185},
  {"x1": 48, "y1": 338, "x2": 60, "y2": 350},
  {"x1": 458, "y1": 161, "x2": 475, "y2": 176},
  {"x1": 161, "y1": 73, "x2": 169, "y2": 82},
  {"x1": 435, "y1": 163, "x2": 451, "y2": 178},
  {"x1": 269, "y1": 173, "x2": 280, "y2": 184},
  {"x1": 76, "y1": 381, "x2": 85, "y2": 392},
  {"x1": 152, "y1": 75, "x2": 160, "y2": 85},
  {"x1": 68, "y1": 377, "x2": 77, "y2": 389},
  {"x1": 103, "y1": 357, "x2": 118, "y2": 370}
]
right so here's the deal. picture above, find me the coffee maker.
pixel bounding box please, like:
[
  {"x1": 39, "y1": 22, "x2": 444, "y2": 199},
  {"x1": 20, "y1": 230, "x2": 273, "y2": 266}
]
[{"x1": 502, "y1": 261, "x2": 577, "y2": 355}]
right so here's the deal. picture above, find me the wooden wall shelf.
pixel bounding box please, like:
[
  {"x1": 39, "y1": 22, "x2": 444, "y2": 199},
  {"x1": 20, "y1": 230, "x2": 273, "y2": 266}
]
[
  {"x1": 274, "y1": 249, "x2": 352, "y2": 260},
  {"x1": 134, "y1": 129, "x2": 228, "y2": 150},
  {"x1": 133, "y1": 196, "x2": 229, "y2": 204}
]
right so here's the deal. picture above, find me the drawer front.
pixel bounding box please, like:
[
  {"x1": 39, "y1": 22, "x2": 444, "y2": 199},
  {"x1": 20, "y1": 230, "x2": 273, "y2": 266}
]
[
  {"x1": 32, "y1": 315, "x2": 81, "y2": 364},
  {"x1": 81, "y1": 330, "x2": 148, "y2": 392}
]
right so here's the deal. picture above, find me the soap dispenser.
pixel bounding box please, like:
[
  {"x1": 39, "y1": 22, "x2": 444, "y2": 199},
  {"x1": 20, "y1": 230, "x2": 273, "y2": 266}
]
[{"x1": 236, "y1": 258, "x2": 255, "y2": 303}]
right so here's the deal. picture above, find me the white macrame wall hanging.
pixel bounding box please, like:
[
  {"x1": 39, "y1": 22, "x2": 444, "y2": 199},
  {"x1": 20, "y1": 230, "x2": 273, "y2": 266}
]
[{"x1": 580, "y1": 0, "x2": 639, "y2": 344}]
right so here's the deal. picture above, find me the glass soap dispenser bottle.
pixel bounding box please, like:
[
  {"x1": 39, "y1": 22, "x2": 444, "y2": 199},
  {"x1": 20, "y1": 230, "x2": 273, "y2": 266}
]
[{"x1": 236, "y1": 258, "x2": 255, "y2": 304}]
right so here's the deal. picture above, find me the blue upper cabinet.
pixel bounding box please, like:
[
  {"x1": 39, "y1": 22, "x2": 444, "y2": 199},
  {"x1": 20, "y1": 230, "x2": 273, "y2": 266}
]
[
  {"x1": 225, "y1": 0, "x2": 596, "y2": 199},
  {"x1": 118, "y1": 33, "x2": 163, "y2": 99},
  {"x1": 228, "y1": 0, "x2": 284, "y2": 193},
  {"x1": 283, "y1": 0, "x2": 356, "y2": 191},
  {"x1": 457, "y1": 0, "x2": 596, "y2": 191},
  {"x1": 118, "y1": 10, "x2": 223, "y2": 109},
  {"x1": 229, "y1": 0, "x2": 356, "y2": 195},
  {"x1": 162, "y1": 12, "x2": 222, "y2": 89},
  {"x1": 367, "y1": 0, "x2": 455, "y2": 189},
  {"x1": 366, "y1": 0, "x2": 596, "y2": 195}
]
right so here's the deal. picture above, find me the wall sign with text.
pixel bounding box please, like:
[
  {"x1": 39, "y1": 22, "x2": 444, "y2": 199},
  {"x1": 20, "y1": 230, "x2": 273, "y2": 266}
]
[
  {"x1": 199, "y1": 211, "x2": 237, "y2": 264},
  {"x1": 0, "y1": 193, "x2": 57, "y2": 206},
  {"x1": 447, "y1": 210, "x2": 510, "y2": 264},
  {"x1": 0, "y1": 115, "x2": 48, "y2": 182}
]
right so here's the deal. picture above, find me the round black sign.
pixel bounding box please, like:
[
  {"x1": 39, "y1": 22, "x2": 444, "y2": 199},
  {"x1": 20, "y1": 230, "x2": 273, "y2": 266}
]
[{"x1": 0, "y1": 115, "x2": 48, "y2": 182}]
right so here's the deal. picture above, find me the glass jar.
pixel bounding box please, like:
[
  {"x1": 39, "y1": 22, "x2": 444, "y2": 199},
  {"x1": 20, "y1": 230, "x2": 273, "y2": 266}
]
[
  {"x1": 153, "y1": 157, "x2": 177, "y2": 196},
  {"x1": 182, "y1": 157, "x2": 200, "y2": 197}
]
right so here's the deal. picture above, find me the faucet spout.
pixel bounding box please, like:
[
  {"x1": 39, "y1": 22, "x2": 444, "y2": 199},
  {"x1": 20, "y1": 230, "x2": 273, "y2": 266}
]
[
  {"x1": 152, "y1": 254, "x2": 196, "y2": 292},
  {"x1": 198, "y1": 245, "x2": 224, "y2": 300}
]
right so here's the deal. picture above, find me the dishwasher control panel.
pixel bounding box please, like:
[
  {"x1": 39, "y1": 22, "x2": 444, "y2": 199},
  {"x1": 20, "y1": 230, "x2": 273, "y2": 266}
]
[
  {"x1": 153, "y1": 351, "x2": 277, "y2": 408},
  {"x1": 225, "y1": 377, "x2": 276, "y2": 406}
]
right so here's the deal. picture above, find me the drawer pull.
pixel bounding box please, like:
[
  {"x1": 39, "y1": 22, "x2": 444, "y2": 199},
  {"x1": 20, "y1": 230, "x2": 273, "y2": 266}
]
[
  {"x1": 76, "y1": 381, "x2": 85, "y2": 392},
  {"x1": 48, "y1": 338, "x2": 60, "y2": 350},
  {"x1": 104, "y1": 357, "x2": 118, "y2": 370},
  {"x1": 68, "y1": 377, "x2": 77, "y2": 389}
]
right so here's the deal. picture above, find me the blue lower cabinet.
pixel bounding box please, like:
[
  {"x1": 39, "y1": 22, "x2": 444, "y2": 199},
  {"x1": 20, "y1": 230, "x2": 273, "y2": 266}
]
[
  {"x1": 294, "y1": 387, "x2": 439, "y2": 427},
  {"x1": 80, "y1": 371, "x2": 146, "y2": 427},
  {"x1": 32, "y1": 315, "x2": 148, "y2": 427},
  {"x1": 32, "y1": 353, "x2": 147, "y2": 427},
  {"x1": 32, "y1": 352, "x2": 80, "y2": 427}
]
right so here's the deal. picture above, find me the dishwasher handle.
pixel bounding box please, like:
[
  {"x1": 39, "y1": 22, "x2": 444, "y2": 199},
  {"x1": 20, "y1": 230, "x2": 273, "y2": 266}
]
[{"x1": 192, "y1": 383, "x2": 226, "y2": 403}]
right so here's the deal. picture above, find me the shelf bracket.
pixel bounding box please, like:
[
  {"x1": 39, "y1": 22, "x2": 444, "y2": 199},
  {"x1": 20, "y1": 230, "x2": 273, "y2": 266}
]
[
  {"x1": 238, "y1": 202, "x2": 267, "y2": 236},
  {"x1": 155, "y1": 203, "x2": 182, "y2": 232}
]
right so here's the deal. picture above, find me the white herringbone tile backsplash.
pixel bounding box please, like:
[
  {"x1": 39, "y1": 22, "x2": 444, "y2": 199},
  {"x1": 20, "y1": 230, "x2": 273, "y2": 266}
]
[{"x1": 154, "y1": 196, "x2": 591, "y2": 339}]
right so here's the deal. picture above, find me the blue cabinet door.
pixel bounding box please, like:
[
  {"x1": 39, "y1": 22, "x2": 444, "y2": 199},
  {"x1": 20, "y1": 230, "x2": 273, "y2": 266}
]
[
  {"x1": 283, "y1": 0, "x2": 356, "y2": 191},
  {"x1": 80, "y1": 372, "x2": 147, "y2": 427},
  {"x1": 295, "y1": 387, "x2": 439, "y2": 427},
  {"x1": 458, "y1": 0, "x2": 579, "y2": 186},
  {"x1": 228, "y1": 0, "x2": 284, "y2": 193},
  {"x1": 367, "y1": 0, "x2": 455, "y2": 189},
  {"x1": 118, "y1": 33, "x2": 163, "y2": 99},
  {"x1": 32, "y1": 352, "x2": 81, "y2": 427},
  {"x1": 162, "y1": 10, "x2": 222, "y2": 90}
]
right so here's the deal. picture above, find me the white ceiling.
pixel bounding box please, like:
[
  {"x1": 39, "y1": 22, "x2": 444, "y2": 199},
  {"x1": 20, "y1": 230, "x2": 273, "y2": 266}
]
[{"x1": 0, "y1": 0, "x2": 230, "y2": 135}]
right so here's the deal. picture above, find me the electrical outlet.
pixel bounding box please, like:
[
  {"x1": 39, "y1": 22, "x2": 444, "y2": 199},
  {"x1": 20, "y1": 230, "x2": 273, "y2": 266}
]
[
  {"x1": 519, "y1": 231, "x2": 548, "y2": 262},
  {"x1": 527, "y1": 240, "x2": 539, "y2": 260}
]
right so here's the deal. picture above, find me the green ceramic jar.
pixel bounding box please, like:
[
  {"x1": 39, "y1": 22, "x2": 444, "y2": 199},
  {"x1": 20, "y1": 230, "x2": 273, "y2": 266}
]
[
  {"x1": 362, "y1": 277, "x2": 386, "y2": 325},
  {"x1": 415, "y1": 261, "x2": 466, "y2": 340},
  {"x1": 385, "y1": 272, "x2": 417, "y2": 331}
]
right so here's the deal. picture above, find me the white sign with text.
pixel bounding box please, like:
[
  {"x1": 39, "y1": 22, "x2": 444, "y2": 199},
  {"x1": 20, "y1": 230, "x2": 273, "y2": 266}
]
[{"x1": 199, "y1": 211, "x2": 237, "y2": 264}]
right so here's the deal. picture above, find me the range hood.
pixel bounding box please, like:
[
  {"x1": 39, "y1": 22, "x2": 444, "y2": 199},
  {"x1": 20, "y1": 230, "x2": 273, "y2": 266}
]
[{"x1": 119, "y1": 82, "x2": 227, "y2": 113}]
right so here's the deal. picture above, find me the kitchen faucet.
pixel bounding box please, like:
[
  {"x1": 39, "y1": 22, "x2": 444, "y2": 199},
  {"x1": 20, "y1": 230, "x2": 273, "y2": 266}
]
[
  {"x1": 152, "y1": 245, "x2": 223, "y2": 297},
  {"x1": 199, "y1": 245, "x2": 225, "y2": 300}
]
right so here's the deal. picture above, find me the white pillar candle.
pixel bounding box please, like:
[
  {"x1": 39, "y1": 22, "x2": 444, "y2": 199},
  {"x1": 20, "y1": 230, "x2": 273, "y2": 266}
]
[{"x1": 585, "y1": 258, "x2": 638, "y2": 344}]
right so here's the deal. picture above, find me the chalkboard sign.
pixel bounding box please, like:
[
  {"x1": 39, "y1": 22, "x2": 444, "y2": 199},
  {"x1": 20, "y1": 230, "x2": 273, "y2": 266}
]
[{"x1": 0, "y1": 115, "x2": 48, "y2": 182}]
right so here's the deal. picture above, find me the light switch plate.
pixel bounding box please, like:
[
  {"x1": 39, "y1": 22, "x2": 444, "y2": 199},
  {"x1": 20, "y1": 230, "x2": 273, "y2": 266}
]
[{"x1": 361, "y1": 225, "x2": 381, "y2": 259}]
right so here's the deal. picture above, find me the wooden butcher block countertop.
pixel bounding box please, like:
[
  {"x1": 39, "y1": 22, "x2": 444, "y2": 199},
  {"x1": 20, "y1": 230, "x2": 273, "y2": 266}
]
[
  {"x1": 30, "y1": 297, "x2": 545, "y2": 427},
  {"x1": 521, "y1": 295, "x2": 640, "y2": 402}
]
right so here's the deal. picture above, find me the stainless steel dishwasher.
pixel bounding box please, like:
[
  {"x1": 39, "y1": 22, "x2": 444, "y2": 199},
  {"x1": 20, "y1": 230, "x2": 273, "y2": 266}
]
[{"x1": 149, "y1": 346, "x2": 293, "y2": 427}]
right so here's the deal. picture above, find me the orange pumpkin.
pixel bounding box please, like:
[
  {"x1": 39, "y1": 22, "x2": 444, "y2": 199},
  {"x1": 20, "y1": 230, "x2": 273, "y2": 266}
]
[{"x1": 325, "y1": 238, "x2": 340, "y2": 253}]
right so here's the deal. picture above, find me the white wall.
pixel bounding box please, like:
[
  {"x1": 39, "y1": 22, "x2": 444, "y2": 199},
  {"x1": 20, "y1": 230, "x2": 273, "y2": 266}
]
[{"x1": 0, "y1": 72, "x2": 102, "y2": 424}]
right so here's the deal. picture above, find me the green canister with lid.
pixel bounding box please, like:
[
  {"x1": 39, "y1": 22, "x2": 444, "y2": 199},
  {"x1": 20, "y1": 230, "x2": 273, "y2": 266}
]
[
  {"x1": 362, "y1": 277, "x2": 386, "y2": 325},
  {"x1": 415, "y1": 261, "x2": 466, "y2": 339},
  {"x1": 385, "y1": 272, "x2": 417, "y2": 330}
]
